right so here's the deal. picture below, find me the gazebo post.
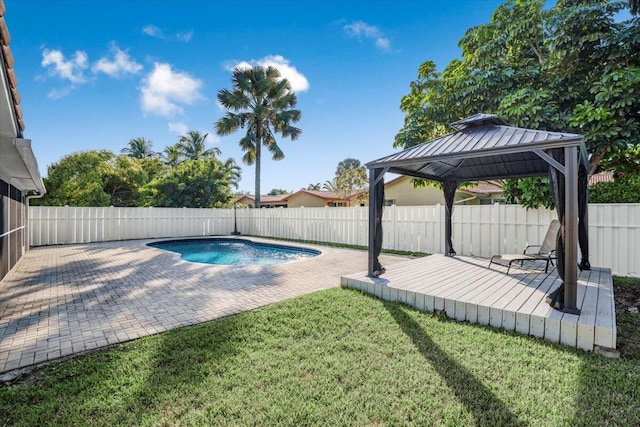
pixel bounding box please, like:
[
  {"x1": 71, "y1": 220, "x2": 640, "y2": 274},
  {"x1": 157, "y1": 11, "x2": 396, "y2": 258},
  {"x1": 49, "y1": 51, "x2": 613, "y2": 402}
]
[
  {"x1": 368, "y1": 168, "x2": 377, "y2": 277},
  {"x1": 564, "y1": 145, "x2": 580, "y2": 314}
]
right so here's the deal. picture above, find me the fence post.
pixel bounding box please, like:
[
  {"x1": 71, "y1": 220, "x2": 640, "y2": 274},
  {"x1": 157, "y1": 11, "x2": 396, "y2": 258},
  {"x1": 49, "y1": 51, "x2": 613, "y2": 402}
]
[{"x1": 491, "y1": 203, "x2": 501, "y2": 255}]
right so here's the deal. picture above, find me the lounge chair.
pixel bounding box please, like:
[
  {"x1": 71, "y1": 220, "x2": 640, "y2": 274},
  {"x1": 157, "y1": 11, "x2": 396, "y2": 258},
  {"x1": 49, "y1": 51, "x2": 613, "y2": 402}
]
[{"x1": 489, "y1": 219, "x2": 560, "y2": 274}]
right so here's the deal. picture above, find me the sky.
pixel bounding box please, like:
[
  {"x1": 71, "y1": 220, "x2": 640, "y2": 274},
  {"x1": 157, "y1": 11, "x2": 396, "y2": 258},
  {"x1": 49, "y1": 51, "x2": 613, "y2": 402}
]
[{"x1": 6, "y1": 0, "x2": 509, "y2": 194}]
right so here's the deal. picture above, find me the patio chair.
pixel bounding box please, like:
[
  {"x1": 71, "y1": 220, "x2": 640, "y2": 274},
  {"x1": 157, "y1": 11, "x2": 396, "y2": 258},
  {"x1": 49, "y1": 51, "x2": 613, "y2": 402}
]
[{"x1": 489, "y1": 219, "x2": 560, "y2": 274}]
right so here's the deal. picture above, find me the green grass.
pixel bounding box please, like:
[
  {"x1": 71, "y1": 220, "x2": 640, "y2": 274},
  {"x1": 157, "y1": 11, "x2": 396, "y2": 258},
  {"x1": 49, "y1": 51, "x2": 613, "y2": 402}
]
[
  {"x1": 613, "y1": 275, "x2": 640, "y2": 360},
  {"x1": 2, "y1": 289, "x2": 639, "y2": 426},
  {"x1": 613, "y1": 275, "x2": 640, "y2": 288}
]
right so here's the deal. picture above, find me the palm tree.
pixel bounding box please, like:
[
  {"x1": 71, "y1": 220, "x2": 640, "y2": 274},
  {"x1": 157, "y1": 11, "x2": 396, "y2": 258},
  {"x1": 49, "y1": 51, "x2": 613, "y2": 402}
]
[
  {"x1": 215, "y1": 66, "x2": 302, "y2": 208},
  {"x1": 121, "y1": 137, "x2": 157, "y2": 159},
  {"x1": 322, "y1": 179, "x2": 337, "y2": 192},
  {"x1": 177, "y1": 131, "x2": 222, "y2": 161},
  {"x1": 221, "y1": 158, "x2": 242, "y2": 189},
  {"x1": 163, "y1": 144, "x2": 183, "y2": 166}
]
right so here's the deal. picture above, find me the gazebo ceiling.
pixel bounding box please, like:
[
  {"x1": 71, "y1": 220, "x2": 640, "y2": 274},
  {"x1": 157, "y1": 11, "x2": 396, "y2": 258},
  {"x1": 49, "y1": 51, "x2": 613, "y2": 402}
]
[{"x1": 367, "y1": 113, "x2": 585, "y2": 182}]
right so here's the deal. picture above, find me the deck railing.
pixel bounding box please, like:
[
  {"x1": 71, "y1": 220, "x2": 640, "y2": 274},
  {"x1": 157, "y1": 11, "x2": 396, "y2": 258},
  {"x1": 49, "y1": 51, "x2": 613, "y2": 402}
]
[{"x1": 28, "y1": 204, "x2": 639, "y2": 277}]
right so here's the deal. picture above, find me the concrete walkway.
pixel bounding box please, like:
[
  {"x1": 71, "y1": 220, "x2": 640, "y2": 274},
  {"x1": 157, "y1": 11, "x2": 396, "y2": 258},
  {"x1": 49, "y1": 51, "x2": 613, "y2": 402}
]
[{"x1": 0, "y1": 237, "x2": 406, "y2": 374}]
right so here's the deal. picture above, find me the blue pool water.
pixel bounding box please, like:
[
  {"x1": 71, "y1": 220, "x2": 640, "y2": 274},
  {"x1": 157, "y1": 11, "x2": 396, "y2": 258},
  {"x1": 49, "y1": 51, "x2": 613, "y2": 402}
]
[{"x1": 148, "y1": 238, "x2": 320, "y2": 266}]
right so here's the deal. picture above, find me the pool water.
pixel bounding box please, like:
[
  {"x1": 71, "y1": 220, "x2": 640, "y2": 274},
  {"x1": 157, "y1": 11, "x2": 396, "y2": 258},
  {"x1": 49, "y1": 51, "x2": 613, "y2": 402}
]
[{"x1": 148, "y1": 238, "x2": 320, "y2": 266}]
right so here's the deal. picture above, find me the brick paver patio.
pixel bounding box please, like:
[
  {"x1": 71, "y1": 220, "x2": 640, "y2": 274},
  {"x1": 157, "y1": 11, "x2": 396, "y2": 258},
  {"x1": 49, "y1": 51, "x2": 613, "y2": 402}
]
[{"x1": 0, "y1": 237, "x2": 406, "y2": 374}]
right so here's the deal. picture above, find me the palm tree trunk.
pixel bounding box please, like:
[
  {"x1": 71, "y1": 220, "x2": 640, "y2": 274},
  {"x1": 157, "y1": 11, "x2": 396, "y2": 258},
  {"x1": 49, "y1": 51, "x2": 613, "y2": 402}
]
[{"x1": 255, "y1": 138, "x2": 261, "y2": 208}]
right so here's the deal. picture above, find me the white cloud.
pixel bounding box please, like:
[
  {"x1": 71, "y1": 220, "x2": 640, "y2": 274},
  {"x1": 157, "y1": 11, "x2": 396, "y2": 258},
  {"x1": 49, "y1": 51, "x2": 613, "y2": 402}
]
[
  {"x1": 343, "y1": 21, "x2": 391, "y2": 52},
  {"x1": 142, "y1": 24, "x2": 164, "y2": 38},
  {"x1": 168, "y1": 121, "x2": 189, "y2": 135},
  {"x1": 143, "y1": 24, "x2": 193, "y2": 42},
  {"x1": 41, "y1": 48, "x2": 89, "y2": 83},
  {"x1": 47, "y1": 87, "x2": 74, "y2": 99},
  {"x1": 92, "y1": 44, "x2": 142, "y2": 78},
  {"x1": 225, "y1": 55, "x2": 309, "y2": 92},
  {"x1": 176, "y1": 31, "x2": 193, "y2": 42},
  {"x1": 140, "y1": 62, "x2": 204, "y2": 117}
]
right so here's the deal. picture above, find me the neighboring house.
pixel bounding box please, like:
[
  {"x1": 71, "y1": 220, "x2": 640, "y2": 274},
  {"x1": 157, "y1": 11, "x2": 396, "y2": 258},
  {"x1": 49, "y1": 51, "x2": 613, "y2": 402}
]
[
  {"x1": 235, "y1": 190, "x2": 366, "y2": 208},
  {"x1": 0, "y1": 5, "x2": 46, "y2": 281},
  {"x1": 383, "y1": 176, "x2": 504, "y2": 206},
  {"x1": 458, "y1": 181, "x2": 505, "y2": 205},
  {"x1": 287, "y1": 190, "x2": 349, "y2": 208},
  {"x1": 235, "y1": 194, "x2": 289, "y2": 208}
]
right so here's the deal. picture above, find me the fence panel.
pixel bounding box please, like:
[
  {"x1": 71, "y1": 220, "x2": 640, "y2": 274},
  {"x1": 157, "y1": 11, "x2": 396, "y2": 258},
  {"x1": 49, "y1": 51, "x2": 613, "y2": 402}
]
[{"x1": 29, "y1": 204, "x2": 638, "y2": 276}]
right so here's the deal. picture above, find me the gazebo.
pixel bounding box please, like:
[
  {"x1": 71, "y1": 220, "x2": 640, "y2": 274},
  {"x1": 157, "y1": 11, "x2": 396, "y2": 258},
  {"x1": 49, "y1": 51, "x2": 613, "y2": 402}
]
[{"x1": 366, "y1": 114, "x2": 590, "y2": 314}]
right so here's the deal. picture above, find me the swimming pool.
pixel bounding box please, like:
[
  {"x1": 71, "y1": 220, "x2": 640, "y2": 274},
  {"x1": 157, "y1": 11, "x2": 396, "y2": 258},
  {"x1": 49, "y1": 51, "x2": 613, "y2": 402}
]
[{"x1": 148, "y1": 238, "x2": 320, "y2": 266}]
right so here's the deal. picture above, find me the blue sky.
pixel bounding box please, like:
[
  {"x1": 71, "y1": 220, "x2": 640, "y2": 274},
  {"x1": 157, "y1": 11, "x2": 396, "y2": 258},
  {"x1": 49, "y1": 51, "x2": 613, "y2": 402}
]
[{"x1": 7, "y1": 0, "x2": 508, "y2": 194}]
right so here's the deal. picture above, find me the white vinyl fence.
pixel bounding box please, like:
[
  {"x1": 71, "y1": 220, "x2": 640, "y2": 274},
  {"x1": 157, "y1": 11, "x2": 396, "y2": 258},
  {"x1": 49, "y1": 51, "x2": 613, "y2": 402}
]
[{"x1": 29, "y1": 204, "x2": 639, "y2": 277}]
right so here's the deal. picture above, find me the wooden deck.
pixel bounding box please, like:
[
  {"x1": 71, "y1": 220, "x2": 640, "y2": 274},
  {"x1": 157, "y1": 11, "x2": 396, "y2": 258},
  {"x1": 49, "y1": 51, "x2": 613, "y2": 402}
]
[{"x1": 340, "y1": 255, "x2": 616, "y2": 351}]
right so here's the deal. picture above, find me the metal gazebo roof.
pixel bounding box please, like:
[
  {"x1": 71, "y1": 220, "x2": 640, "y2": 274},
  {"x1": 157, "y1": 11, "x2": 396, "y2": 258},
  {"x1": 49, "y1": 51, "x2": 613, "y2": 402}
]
[{"x1": 366, "y1": 113, "x2": 587, "y2": 181}]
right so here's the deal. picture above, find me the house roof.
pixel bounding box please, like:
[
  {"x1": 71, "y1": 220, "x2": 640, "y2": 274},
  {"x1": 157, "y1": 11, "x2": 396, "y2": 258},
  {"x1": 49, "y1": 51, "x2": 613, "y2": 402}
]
[
  {"x1": 460, "y1": 181, "x2": 504, "y2": 195},
  {"x1": 290, "y1": 189, "x2": 345, "y2": 200},
  {"x1": 588, "y1": 172, "x2": 614, "y2": 185},
  {"x1": 367, "y1": 113, "x2": 586, "y2": 182},
  {"x1": 0, "y1": 1, "x2": 45, "y2": 194},
  {"x1": 385, "y1": 174, "x2": 504, "y2": 196},
  {"x1": 236, "y1": 194, "x2": 289, "y2": 203}
]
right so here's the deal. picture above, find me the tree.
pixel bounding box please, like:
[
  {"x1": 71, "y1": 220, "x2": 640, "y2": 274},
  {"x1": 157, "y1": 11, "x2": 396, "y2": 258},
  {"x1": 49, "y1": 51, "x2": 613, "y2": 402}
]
[
  {"x1": 145, "y1": 158, "x2": 240, "y2": 208},
  {"x1": 35, "y1": 151, "x2": 155, "y2": 207},
  {"x1": 268, "y1": 188, "x2": 289, "y2": 195},
  {"x1": 322, "y1": 179, "x2": 337, "y2": 192},
  {"x1": 335, "y1": 158, "x2": 362, "y2": 176},
  {"x1": 216, "y1": 66, "x2": 302, "y2": 208},
  {"x1": 177, "y1": 131, "x2": 222, "y2": 161},
  {"x1": 102, "y1": 156, "x2": 152, "y2": 207},
  {"x1": 163, "y1": 144, "x2": 183, "y2": 166},
  {"x1": 395, "y1": 0, "x2": 640, "y2": 207},
  {"x1": 306, "y1": 183, "x2": 321, "y2": 190},
  {"x1": 36, "y1": 151, "x2": 113, "y2": 206},
  {"x1": 121, "y1": 137, "x2": 158, "y2": 159},
  {"x1": 333, "y1": 158, "x2": 367, "y2": 206}
]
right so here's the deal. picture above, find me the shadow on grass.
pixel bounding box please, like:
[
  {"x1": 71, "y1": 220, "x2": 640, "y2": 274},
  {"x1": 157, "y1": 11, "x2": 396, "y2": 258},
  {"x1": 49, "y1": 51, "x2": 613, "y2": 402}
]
[{"x1": 383, "y1": 300, "x2": 523, "y2": 426}]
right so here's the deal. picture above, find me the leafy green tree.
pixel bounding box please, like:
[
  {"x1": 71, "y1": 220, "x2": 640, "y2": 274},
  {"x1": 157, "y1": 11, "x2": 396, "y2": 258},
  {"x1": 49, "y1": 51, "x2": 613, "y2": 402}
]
[
  {"x1": 589, "y1": 173, "x2": 640, "y2": 202},
  {"x1": 163, "y1": 144, "x2": 183, "y2": 166},
  {"x1": 395, "y1": 0, "x2": 640, "y2": 208},
  {"x1": 36, "y1": 151, "x2": 114, "y2": 206},
  {"x1": 335, "y1": 158, "x2": 362, "y2": 176},
  {"x1": 102, "y1": 156, "x2": 151, "y2": 207},
  {"x1": 35, "y1": 151, "x2": 157, "y2": 207},
  {"x1": 216, "y1": 66, "x2": 302, "y2": 208},
  {"x1": 334, "y1": 158, "x2": 367, "y2": 206},
  {"x1": 177, "y1": 131, "x2": 221, "y2": 161},
  {"x1": 599, "y1": 145, "x2": 640, "y2": 177},
  {"x1": 145, "y1": 158, "x2": 240, "y2": 208},
  {"x1": 268, "y1": 189, "x2": 289, "y2": 195},
  {"x1": 121, "y1": 137, "x2": 158, "y2": 159},
  {"x1": 306, "y1": 183, "x2": 321, "y2": 190}
]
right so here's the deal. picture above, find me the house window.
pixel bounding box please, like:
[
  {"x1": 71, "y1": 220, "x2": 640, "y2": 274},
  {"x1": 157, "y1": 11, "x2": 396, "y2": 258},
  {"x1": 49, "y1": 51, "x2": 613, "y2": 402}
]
[
  {"x1": 384, "y1": 199, "x2": 396, "y2": 206},
  {"x1": 330, "y1": 202, "x2": 345, "y2": 207}
]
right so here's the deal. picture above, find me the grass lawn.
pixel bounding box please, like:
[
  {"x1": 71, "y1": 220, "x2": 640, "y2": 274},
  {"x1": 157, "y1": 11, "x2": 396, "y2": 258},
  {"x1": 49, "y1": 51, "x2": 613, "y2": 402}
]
[
  {"x1": 2, "y1": 287, "x2": 639, "y2": 426},
  {"x1": 614, "y1": 276, "x2": 640, "y2": 360}
]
